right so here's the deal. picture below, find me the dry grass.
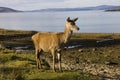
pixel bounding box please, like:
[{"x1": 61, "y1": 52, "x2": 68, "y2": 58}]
[{"x1": 0, "y1": 28, "x2": 35, "y2": 35}]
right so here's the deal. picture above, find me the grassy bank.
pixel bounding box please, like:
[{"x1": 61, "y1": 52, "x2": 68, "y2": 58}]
[
  {"x1": 0, "y1": 29, "x2": 120, "y2": 80},
  {"x1": 0, "y1": 52, "x2": 100, "y2": 80}
]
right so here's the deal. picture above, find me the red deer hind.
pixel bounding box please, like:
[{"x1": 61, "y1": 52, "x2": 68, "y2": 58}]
[{"x1": 32, "y1": 17, "x2": 79, "y2": 72}]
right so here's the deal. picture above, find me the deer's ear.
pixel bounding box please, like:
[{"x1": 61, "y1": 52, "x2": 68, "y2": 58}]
[
  {"x1": 73, "y1": 17, "x2": 78, "y2": 22},
  {"x1": 67, "y1": 17, "x2": 71, "y2": 22}
]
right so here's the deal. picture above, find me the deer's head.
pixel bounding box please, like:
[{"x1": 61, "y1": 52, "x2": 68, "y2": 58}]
[{"x1": 66, "y1": 17, "x2": 79, "y2": 31}]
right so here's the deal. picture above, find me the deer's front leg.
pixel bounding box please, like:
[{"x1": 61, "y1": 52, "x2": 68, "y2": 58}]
[
  {"x1": 51, "y1": 49, "x2": 56, "y2": 72},
  {"x1": 57, "y1": 52, "x2": 62, "y2": 72}
]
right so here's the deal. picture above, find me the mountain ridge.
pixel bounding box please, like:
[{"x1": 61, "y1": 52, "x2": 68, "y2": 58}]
[
  {"x1": 0, "y1": 7, "x2": 22, "y2": 13},
  {"x1": 30, "y1": 5, "x2": 120, "y2": 12},
  {"x1": 0, "y1": 5, "x2": 120, "y2": 13}
]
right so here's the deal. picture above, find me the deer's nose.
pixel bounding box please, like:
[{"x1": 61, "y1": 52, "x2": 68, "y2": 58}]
[{"x1": 77, "y1": 27, "x2": 79, "y2": 30}]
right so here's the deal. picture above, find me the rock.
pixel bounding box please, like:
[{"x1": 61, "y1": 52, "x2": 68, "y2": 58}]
[
  {"x1": 106, "y1": 61, "x2": 119, "y2": 66},
  {"x1": 78, "y1": 49, "x2": 83, "y2": 52},
  {"x1": 118, "y1": 56, "x2": 120, "y2": 59},
  {"x1": 0, "y1": 44, "x2": 5, "y2": 49},
  {"x1": 75, "y1": 57, "x2": 80, "y2": 64},
  {"x1": 60, "y1": 53, "x2": 120, "y2": 79},
  {"x1": 92, "y1": 48, "x2": 97, "y2": 52},
  {"x1": 99, "y1": 51, "x2": 104, "y2": 54}
]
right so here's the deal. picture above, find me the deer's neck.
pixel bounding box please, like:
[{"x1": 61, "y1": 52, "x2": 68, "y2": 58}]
[{"x1": 62, "y1": 27, "x2": 73, "y2": 43}]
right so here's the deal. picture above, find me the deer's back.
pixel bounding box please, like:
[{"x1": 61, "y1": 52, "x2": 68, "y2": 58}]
[{"x1": 32, "y1": 32, "x2": 63, "y2": 52}]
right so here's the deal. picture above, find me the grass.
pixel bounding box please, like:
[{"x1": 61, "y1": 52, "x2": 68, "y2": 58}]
[
  {"x1": 0, "y1": 28, "x2": 36, "y2": 35},
  {"x1": 26, "y1": 71, "x2": 99, "y2": 80},
  {"x1": 73, "y1": 33, "x2": 120, "y2": 39},
  {"x1": 0, "y1": 52, "x2": 101, "y2": 80}
]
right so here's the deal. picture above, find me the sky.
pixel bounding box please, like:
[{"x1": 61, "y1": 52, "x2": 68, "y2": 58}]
[{"x1": 0, "y1": 0, "x2": 120, "y2": 11}]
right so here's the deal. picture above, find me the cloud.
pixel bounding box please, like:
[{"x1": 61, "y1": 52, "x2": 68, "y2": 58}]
[
  {"x1": 0, "y1": 0, "x2": 65, "y2": 5},
  {"x1": 0, "y1": 0, "x2": 66, "y2": 10},
  {"x1": 0, "y1": 0, "x2": 120, "y2": 10},
  {"x1": 63, "y1": 0, "x2": 120, "y2": 7}
]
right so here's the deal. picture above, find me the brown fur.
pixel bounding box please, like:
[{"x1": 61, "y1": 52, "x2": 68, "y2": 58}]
[{"x1": 32, "y1": 17, "x2": 79, "y2": 72}]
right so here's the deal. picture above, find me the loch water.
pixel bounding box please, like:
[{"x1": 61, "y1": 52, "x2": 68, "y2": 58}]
[{"x1": 0, "y1": 11, "x2": 120, "y2": 33}]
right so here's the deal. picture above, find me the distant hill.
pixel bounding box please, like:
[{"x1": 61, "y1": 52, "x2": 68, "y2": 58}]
[
  {"x1": 0, "y1": 7, "x2": 22, "y2": 13},
  {"x1": 105, "y1": 8, "x2": 120, "y2": 12},
  {"x1": 30, "y1": 5, "x2": 120, "y2": 12},
  {"x1": 1, "y1": 5, "x2": 120, "y2": 13}
]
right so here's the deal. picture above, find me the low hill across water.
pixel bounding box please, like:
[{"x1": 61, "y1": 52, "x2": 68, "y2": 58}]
[
  {"x1": 0, "y1": 7, "x2": 22, "y2": 13},
  {"x1": 0, "y1": 5, "x2": 120, "y2": 13},
  {"x1": 105, "y1": 8, "x2": 120, "y2": 12}
]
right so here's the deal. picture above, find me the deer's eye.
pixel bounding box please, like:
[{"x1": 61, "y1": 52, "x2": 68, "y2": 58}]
[{"x1": 71, "y1": 22, "x2": 75, "y2": 25}]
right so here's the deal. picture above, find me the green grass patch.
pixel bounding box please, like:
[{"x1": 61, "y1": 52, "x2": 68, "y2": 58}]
[
  {"x1": 0, "y1": 52, "x2": 101, "y2": 80},
  {"x1": 25, "y1": 70, "x2": 100, "y2": 80},
  {"x1": 0, "y1": 28, "x2": 35, "y2": 35}
]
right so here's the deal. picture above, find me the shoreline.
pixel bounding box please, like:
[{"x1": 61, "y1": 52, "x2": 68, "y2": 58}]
[
  {"x1": 0, "y1": 28, "x2": 120, "y2": 49},
  {"x1": 0, "y1": 28, "x2": 120, "y2": 34}
]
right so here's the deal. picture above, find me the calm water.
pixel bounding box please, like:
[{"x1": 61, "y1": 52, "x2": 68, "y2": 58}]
[{"x1": 0, "y1": 11, "x2": 120, "y2": 33}]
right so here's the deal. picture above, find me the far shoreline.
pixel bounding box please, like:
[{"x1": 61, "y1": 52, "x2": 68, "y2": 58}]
[{"x1": 0, "y1": 28, "x2": 120, "y2": 34}]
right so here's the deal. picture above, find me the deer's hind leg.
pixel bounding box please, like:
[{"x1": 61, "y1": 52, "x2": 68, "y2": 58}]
[
  {"x1": 36, "y1": 48, "x2": 42, "y2": 69},
  {"x1": 51, "y1": 49, "x2": 56, "y2": 72}
]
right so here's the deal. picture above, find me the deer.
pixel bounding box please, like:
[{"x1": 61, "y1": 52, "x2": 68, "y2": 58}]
[{"x1": 32, "y1": 17, "x2": 79, "y2": 72}]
